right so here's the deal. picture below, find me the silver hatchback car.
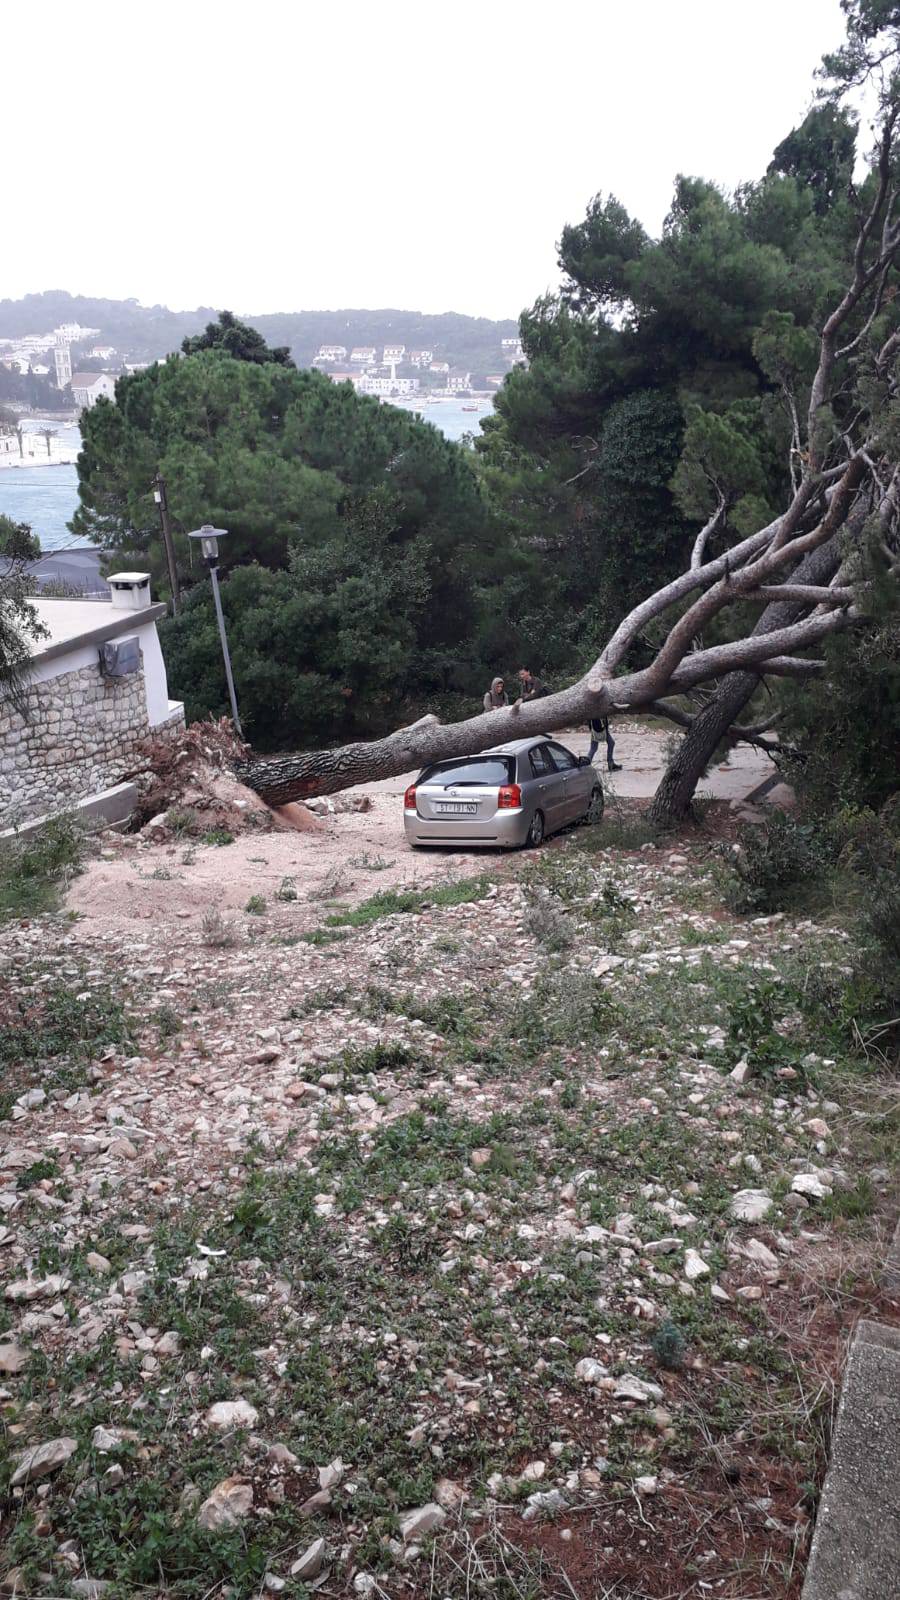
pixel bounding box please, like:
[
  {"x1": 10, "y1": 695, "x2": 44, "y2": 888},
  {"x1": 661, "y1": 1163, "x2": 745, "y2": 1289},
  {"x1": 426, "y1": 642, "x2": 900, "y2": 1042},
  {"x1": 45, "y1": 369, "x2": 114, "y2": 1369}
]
[{"x1": 403, "y1": 736, "x2": 604, "y2": 850}]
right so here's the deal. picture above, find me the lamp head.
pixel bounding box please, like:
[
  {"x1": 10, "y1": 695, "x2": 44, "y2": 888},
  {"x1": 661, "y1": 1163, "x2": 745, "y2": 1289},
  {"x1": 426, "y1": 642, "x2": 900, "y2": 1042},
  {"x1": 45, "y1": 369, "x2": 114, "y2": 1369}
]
[{"x1": 187, "y1": 523, "x2": 228, "y2": 563}]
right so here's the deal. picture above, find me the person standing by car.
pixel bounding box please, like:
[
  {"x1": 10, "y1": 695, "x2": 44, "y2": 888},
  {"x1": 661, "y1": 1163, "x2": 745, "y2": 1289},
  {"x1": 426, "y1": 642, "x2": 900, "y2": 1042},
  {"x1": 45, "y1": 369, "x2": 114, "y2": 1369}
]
[
  {"x1": 587, "y1": 715, "x2": 622, "y2": 771},
  {"x1": 483, "y1": 676, "x2": 508, "y2": 712},
  {"x1": 518, "y1": 666, "x2": 548, "y2": 700}
]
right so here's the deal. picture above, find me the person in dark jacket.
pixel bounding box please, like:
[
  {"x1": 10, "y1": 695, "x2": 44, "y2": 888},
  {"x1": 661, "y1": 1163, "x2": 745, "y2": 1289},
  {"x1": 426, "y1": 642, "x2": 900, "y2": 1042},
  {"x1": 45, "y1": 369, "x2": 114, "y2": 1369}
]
[
  {"x1": 587, "y1": 716, "x2": 622, "y2": 771},
  {"x1": 518, "y1": 667, "x2": 548, "y2": 700},
  {"x1": 483, "y1": 676, "x2": 508, "y2": 711}
]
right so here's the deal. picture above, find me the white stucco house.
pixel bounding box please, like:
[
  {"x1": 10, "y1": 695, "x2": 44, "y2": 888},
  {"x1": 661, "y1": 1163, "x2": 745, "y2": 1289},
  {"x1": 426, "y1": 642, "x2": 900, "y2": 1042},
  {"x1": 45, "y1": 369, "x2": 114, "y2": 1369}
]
[
  {"x1": 71, "y1": 372, "x2": 117, "y2": 409},
  {"x1": 0, "y1": 573, "x2": 184, "y2": 827}
]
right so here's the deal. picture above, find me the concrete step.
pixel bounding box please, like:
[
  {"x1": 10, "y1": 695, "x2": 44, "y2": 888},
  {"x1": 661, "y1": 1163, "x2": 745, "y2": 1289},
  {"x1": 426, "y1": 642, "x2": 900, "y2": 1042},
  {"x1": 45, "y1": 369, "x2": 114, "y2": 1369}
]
[{"x1": 801, "y1": 1318, "x2": 900, "y2": 1599}]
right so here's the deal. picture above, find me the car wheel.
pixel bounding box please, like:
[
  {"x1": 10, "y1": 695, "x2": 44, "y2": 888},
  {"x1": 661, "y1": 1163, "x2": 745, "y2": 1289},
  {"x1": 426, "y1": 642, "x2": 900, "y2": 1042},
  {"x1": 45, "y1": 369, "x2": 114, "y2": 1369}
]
[
  {"x1": 525, "y1": 809, "x2": 545, "y2": 848},
  {"x1": 583, "y1": 786, "x2": 604, "y2": 825}
]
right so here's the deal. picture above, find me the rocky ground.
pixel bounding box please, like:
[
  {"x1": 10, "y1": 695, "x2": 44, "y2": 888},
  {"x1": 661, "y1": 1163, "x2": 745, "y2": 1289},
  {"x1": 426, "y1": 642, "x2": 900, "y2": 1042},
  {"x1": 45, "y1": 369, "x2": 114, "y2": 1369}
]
[{"x1": 1, "y1": 799, "x2": 897, "y2": 1599}]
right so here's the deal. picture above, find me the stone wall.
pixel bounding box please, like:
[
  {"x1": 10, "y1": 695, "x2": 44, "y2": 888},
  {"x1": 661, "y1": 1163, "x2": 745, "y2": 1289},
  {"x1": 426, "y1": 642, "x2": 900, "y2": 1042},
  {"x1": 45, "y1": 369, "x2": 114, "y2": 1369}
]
[{"x1": 1, "y1": 658, "x2": 163, "y2": 825}]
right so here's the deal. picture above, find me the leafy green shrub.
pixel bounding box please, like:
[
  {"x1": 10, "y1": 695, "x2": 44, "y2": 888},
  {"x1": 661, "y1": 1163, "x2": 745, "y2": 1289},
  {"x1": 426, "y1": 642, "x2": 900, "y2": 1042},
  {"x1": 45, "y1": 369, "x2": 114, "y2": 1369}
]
[
  {"x1": 718, "y1": 811, "x2": 836, "y2": 914},
  {"x1": 724, "y1": 975, "x2": 807, "y2": 1081},
  {"x1": 652, "y1": 1319, "x2": 686, "y2": 1370}
]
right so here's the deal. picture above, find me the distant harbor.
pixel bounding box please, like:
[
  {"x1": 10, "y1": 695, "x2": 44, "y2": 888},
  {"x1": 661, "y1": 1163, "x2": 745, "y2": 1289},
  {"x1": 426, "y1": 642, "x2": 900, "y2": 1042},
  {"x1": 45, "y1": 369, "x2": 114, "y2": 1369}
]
[{"x1": 0, "y1": 398, "x2": 493, "y2": 553}]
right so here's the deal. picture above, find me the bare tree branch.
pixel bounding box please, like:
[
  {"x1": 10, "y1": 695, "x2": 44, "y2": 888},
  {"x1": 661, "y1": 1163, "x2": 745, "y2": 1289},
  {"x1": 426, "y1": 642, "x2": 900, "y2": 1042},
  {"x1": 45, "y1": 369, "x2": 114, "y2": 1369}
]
[{"x1": 690, "y1": 497, "x2": 727, "y2": 569}]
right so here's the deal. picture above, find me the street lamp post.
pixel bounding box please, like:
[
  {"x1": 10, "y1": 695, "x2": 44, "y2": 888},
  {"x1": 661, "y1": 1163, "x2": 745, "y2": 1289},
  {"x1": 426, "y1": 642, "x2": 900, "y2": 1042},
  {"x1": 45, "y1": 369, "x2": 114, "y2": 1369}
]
[{"x1": 187, "y1": 524, "x2": 243, "y2": 739}]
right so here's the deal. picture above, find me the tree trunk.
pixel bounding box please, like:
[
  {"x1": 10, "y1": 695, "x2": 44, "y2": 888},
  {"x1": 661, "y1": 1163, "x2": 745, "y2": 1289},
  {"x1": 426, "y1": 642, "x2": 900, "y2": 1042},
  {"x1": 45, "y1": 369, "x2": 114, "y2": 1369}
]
[
  {"x1": 237, "y1": 691, "x2": 599, "y2": 806},
  {"x1": 647, "y1": 671, "x2": 761, "y2": 829},
  {"x1": 646, "y1": 535, "x2": 847, "y2": 830}
]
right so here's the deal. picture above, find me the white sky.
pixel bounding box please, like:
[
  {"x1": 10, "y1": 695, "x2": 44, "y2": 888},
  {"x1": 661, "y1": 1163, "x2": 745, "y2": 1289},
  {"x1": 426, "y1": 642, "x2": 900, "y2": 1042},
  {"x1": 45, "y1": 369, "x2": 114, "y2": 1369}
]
[{"x1": 7, "y1": 0, "x2": 848, "y2": 321}]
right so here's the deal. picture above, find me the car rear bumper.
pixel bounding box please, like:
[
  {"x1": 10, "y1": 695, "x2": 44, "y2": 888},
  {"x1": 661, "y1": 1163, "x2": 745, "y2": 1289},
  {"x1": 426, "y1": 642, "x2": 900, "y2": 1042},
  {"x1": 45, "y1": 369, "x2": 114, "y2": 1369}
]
[{"x1": 404, "y1": 807, "x2": 530, "y2": 848}]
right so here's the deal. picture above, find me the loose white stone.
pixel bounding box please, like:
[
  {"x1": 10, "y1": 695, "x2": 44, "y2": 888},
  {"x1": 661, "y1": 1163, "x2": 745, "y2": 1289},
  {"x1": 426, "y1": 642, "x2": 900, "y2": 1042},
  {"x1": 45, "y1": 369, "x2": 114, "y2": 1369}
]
[
  {"x1": 804, "y1": 1118, "x2": 831, "y2": 1140},
  {"x1": 791, "y1": 1172, "x2": 831, "y2": 1199},
  {"x1": 399, "y1": 1502, "x2": 446, "y2": 1541},
  {"x1": 730, "y1": 1189, "x2": 773, "y2": 1223},
  {"x1": 522, "y1": 1488, "x2": 567, "y2": 1521},
  {"x1": 684, "y1": 1248, "x2": 710, "y2": 1280},
  {"x1": 204, "y1": 1399, "x2": 259, "y2": 1430},
  {"x1": 318, "y1": 1456, "x2": 345, "y2": 1491},
  {"x1": 0, "y1": 1342, "x2": 28, "y2": 1374},
  {"x1": 92, "y1": 1426, "x2": 139, "y2": 1453},
  {"x1": 291, "y1": 1538, "x2": 327, "y2": 1580},
  {"x1": 11, "y1": 1436, "x2": 77, "y2": 1485},
  {"x1": 197, "y1": 1476, "x2": 254, "y2": 1530},
  {"x1": 741, "y1": 1238, "x2": 779, "y2": 1270},
  {"x1": 575, "y1": 1357, "x2": 608, "y2": 1383},
  {"x1": 635, "y1": 1474, "x2": 659, "y2": 1495},
  {"x1": 613, "y1": 1375, "x2": 664, "y2": 1403},
  {"x1": 5, "y1": 1273, "x2": 70, "y2": 1302}
]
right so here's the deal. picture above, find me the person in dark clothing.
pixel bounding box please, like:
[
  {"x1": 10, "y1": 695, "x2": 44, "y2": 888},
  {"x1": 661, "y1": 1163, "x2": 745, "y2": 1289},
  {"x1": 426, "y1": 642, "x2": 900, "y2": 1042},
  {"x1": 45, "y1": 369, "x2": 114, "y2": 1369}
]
[
  {"x1": 483, "y1": 676, "x2": 508, "y2": 711},
  {"x1": 587, "y1": 716, "x2": 622, "y2": 771},
  {"x1": 518, "y1": 667, "x2": 548, "y2": 700}
]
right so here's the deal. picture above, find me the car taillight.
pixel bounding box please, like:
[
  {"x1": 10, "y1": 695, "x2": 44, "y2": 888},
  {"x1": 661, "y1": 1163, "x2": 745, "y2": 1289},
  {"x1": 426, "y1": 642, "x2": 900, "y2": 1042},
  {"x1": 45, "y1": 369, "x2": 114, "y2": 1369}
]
[
  {"x1": 404, "y1": 785, "x2": 417, "y2": 810},
  {"x1": 497, "y1": 783, "x2": 522, "y2": 809}
]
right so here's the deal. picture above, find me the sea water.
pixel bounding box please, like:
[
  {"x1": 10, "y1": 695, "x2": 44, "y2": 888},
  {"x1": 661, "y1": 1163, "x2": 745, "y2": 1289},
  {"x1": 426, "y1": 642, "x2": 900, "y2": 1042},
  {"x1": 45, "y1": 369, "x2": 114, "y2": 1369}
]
[{"x1": 0, "y1": 398, "x2": 493, "y2": 552}]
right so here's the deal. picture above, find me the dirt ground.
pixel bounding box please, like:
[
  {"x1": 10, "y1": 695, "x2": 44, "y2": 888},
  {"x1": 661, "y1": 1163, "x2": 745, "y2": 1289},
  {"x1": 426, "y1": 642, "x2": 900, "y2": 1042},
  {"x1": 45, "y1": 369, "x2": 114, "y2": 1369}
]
[{"x1": 67, "y1": 723, "x2": 783, "y2": 934}]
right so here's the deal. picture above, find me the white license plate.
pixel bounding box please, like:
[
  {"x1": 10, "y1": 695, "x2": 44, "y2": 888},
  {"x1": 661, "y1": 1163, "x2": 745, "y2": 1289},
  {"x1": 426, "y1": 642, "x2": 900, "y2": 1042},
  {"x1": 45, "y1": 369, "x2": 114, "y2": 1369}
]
[{"x1": 436, "y1": 802, "x2": 478, "y2": 815}]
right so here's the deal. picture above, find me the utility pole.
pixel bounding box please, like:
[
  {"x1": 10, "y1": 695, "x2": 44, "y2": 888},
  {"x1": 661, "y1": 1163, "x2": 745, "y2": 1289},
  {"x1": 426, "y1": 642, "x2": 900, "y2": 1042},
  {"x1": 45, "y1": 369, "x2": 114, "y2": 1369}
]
[{"x1": 153, "y1": 473, "x2": 181, "y2": 615}]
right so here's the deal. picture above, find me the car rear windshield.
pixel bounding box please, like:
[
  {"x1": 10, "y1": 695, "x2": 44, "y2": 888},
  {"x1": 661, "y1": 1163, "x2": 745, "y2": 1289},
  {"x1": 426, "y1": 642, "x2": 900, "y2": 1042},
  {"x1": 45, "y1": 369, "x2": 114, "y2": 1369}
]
[{"x1": 418, "y1": 756, "x2": 514, "y2": 787}]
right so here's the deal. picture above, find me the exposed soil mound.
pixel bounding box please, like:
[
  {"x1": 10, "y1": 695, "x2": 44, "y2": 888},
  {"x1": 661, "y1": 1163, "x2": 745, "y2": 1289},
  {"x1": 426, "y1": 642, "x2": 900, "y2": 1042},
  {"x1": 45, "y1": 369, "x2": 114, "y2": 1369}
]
[{"x1": 126, "y1": 717, "x2": 274, "y2": 839}]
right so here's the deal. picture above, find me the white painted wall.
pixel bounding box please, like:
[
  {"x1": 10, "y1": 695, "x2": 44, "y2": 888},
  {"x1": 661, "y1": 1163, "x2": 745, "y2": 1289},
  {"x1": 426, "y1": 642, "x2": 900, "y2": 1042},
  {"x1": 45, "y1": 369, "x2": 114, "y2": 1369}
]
[{"x1": 30, "y1": 620, "x2": 182, "y2": 728}]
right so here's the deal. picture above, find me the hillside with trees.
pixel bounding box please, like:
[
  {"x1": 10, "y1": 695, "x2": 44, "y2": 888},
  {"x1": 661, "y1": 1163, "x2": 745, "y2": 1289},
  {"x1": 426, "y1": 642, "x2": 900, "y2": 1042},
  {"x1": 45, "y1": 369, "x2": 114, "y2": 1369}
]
[
  {"x1": 0, "y1": 292, "x2": 516, "y2": 376},
  {"x1": 74, "y1": 320, "x2": 503, "y2": 746}
]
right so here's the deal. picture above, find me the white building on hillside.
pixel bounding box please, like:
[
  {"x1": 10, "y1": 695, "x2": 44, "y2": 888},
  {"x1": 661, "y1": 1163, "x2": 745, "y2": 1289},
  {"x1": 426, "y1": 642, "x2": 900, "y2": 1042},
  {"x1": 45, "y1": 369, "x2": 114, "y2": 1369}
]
[
  {"x1": 313, "y1": 345, "x2": 347, "y2": 364},
  {"x1": 382, "y1": 344, "x2": 405, "y2": 366},
  {"x1": 71, "y1": 372, "x2": 116, "y2": 409},
  {"x1": 53, "y1": 323, "x2": 100, "y2": 343},
  {"x1": 408, "y1": 349, "x2": 433, "y2": 367},
  {"x1": 447, "y1": 372, "x2": 472, "y2": 392},
  {"x1": 356, "y1": 374, "x2": 419, "y2": 396},
  {"x1": 350, "y1": 346, "x2": 376, "y2": 364}
]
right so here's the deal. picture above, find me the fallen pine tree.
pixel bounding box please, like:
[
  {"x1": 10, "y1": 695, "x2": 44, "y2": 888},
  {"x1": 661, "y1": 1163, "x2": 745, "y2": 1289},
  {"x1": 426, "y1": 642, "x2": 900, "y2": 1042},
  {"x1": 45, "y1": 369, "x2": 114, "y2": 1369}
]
[{"x1": 238, "y1": 25, "x2": 900, "y2": 811}]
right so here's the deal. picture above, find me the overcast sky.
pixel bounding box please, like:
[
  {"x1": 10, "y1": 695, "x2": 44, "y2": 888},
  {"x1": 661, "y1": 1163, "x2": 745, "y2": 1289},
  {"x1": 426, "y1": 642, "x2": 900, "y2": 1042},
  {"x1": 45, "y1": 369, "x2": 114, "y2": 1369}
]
[{"x1": 9, "y1": 0, "x2": 848, "y2": 322}]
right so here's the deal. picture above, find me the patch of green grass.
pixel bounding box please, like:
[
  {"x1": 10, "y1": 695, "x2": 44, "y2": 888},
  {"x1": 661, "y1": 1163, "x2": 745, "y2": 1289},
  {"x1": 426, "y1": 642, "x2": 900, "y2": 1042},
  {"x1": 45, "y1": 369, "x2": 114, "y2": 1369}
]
[
  {"x1": 201, "y1": 828, "x2": 234, "y2": 847},
  {"x1": 153, "y1": 1003, "x2": 182, "y2": 1041},
  {"x1": 0, "y1": 814, "x2": 84, "y2": 921},
  {"x1": 574, "y1": 806, "x2": 660, "y2": 853},
  {"x1": 325, "y1": 874, "x2": 490, "y2": 928},
  {"x1": 244, "y1": 894, "x2": 267, "y2": 916},
  {"x1": 819, "y1": 1175, "x2": 877, "y2": 1221},
  {"x1": 0, "y1": 981, "x2": 132, "y2": 1067},
  {"x1": 300, "y1": 927, "x2": 347, "y2": 946},
  {"x1": 17, "y1": 1156, "x2": 59, "y2": 1190}
]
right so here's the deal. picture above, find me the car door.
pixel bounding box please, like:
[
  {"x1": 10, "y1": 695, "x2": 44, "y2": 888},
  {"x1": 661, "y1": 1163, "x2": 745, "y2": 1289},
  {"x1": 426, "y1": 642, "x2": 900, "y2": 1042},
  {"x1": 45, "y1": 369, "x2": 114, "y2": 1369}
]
[
  {"x1": 528, "y1": 742, "x2": 566, "y2": 832},
  {"x1": 545, "y1": 741, "x2": 588, "y2": 822}
]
